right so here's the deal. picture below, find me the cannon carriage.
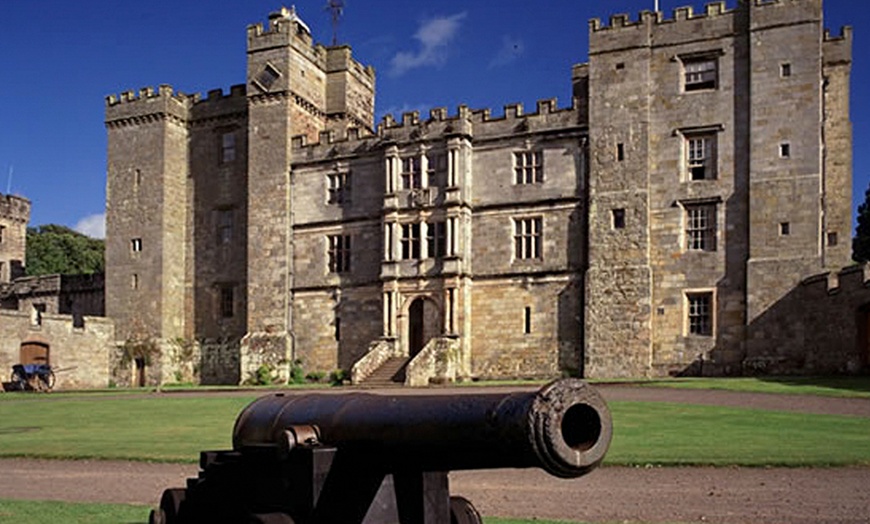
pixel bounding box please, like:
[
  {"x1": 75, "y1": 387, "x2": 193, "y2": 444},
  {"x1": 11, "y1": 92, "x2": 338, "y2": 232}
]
[{"x1": 150, "y1": 379, "x2": 612, "y2": 524}]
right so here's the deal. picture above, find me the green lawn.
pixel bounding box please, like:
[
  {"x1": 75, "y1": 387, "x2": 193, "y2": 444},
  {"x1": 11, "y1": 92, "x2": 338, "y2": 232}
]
[
  {"x1": 1, "y1": 390, "x2": 869, "y2": 466},
  {"x1": 0, "y1": 395, "x2": 254, "y2": 462},
  {"x1": 634, "y1": 376, "x2": 870, "y2": 398},
  {"x1": 0, "y1": 499, "x2": 588, "y2": 524},
  {"x1": 0, "y1": 499, "x2": 148, "y2": 524}
]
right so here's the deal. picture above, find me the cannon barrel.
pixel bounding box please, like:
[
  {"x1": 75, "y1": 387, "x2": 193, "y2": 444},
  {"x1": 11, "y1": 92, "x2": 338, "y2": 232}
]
[{"x1": 232, "y1": 378, "x2": 611, "y2": 479}]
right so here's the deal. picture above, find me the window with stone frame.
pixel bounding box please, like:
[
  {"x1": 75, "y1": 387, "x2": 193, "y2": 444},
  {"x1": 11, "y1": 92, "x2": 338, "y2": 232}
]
[
  {"x1": 683, "y1": 55, "x2": 718, "y2": 91},
  {"x1": 426, "y1": 221, "x2": 446, "y2": 259},
  {"x1": 426, "y1": 153, "x2": 447, "y2": 187},
  {"x1": 219, "y1": 285, "x2": 234, "y2": 318},
  {"x1": 400, "y1": 156, "x2": 422, "y2": 190},
  {"x1": 514, "y1": 217, "x2": 543, "y2": 260},
  {"x1": 217, "y1": 209, "x2": 234, "y2": 245},
  {"x1": 686, "y1": 292, "x2": 713, "y2": 336},
  {"x1": 327, "y1": 234, "x2": 352, "y2": 273},
  {"x1": 131, "y1": 238, "x2": 143, "y2": 253},
  {"x1": 685, "y1": 204, "x2": 717, "y2": 252},
  {"x1": 221, "y1": 132, "x2": 236, "y2": 164},
  {"x1": 514, "y1": 151, "x2": 543, "y2": 184},
  {"x1": 400, "y1": 223, "x2": 421, "y2": 260},
  {"x1": 685, "y1": 134, "x2": 716, "y2": 180},
  {"x1": 31, "y1": 303, "x2": 46, "y2": 327},
  {"x1": 327, "y1": 172, "x2": 351, "y2": 205}
]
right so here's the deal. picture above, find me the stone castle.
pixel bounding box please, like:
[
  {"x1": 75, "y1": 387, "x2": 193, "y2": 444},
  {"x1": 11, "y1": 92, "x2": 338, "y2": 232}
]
[{"x1": 103, "y1": 0, "x2": 862, "y2": 386}]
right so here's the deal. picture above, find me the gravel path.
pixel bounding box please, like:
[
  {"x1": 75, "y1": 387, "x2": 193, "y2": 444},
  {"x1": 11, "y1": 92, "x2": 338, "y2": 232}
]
[{"x1": 1, "y1": 385, "x2": 868, "y2": 523}]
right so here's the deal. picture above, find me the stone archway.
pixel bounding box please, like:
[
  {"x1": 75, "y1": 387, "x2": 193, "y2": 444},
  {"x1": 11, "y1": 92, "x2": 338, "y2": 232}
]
[{"x1": 406, "y1": 297, "x2": 441, "y2": 358}]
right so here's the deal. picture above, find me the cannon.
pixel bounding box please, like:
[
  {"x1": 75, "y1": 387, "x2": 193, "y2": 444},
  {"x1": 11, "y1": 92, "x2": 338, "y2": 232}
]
[{"x1": 149, "y1": 379, "x2": 612, "y2": 524}]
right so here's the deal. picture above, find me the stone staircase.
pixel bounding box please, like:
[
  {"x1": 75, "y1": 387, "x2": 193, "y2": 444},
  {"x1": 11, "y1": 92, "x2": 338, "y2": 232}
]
[{"x1": 359, "y1": 356, "x2": 410, "y2": 387}]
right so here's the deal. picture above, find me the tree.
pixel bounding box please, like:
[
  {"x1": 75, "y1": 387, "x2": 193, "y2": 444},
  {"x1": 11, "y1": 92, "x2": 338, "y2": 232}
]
[
  {"x1": 25, "y1": 224, "x2": 105, "y2": 276},
  {"x1": 854, "y1": 185, "x2": 870, "y2": 262}
]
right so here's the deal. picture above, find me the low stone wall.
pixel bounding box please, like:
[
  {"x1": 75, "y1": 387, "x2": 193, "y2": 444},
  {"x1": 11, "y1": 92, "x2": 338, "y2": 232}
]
[
  {"x1": 200, "y1": 338, "x2": 241, "y2": 385},
  {"x1": 350, "y1": 339, "x2": 396, "y2": 384},
  {"x1": 406, "y1": 336, "x2": 461, "y2": 386},
  {"x1": 746, "y1": 264, "x2": 870, "y2": 375},
  {"x1": 240, "y1": 332, "x2": 292, "y2": 385},
  {"x1": 0, "y1": 310, "x2": 114, "y2": 390}
]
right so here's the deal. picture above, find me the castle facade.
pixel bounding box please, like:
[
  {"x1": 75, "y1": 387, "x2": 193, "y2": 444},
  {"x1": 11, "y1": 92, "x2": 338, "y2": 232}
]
[{"x1": 105, "y1": 1, "x2": 859, "y2": 385}]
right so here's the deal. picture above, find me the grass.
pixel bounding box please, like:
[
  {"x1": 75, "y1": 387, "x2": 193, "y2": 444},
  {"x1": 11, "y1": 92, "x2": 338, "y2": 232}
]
[
  {"x1": 0, "y1": 499, "x2": 149, "y2": 524},
  {"x1": 0, "y1": 500, "x2": 589, "y2": 524},
  {"x1": 633, "y1": 376, "x2": 870, "y2": 398},
  {"x1": 0, "y1": 395, "x2": 255, "y2": 462},
  {"x1": 607, "y1": 401, "x2": 870, "y2": 466},
  {"x1": 1, "y1": 391, "x2": 869, "y2": 466}
]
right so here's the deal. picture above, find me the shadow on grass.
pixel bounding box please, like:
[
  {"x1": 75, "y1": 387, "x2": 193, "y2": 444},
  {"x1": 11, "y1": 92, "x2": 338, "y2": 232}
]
[{"x1": 757, "y1": 375, "x2": 870, "y2": 394}]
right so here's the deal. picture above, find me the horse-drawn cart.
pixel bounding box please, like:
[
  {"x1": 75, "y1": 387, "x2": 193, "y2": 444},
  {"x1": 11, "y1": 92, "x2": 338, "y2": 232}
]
[{"x1": 9, "y1": 363, "x2": 56, "y2": 391}]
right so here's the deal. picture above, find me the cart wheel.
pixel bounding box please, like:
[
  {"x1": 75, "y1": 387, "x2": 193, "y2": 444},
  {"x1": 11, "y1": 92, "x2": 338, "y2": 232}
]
[
  {"x1": 449, "y1": 496, "x2": 482, "y2": 524},
  {"x1": 10, "y1": 370, "x2": 25, "y2": 390},
  {"x1": 159, "y1": 488, "x2": 187, "y2": 522}
]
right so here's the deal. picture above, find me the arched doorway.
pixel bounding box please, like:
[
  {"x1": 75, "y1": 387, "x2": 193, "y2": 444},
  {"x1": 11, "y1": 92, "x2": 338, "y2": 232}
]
[
  {"x1": 407, "y1": 297, "x2": 441, "y2": 358},
  {"x1": 20, "y1": 338, "x2": 50, "y2": 365}
]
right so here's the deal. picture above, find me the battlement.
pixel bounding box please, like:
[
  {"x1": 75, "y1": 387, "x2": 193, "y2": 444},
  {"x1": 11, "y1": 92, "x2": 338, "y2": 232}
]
[
  {"x1": 326, "y1": 46, "x2": 376, "y2": 83},
  {"x1": 290, "y1": 98, "x2": 584, "y2": 162},
  {"x1": 589, "y1": 2, "x2": 731, "y2": 33},
  {"x1": 247, "y1": 6, "x2": 329, "y2": 68},
  {"x1": 105, "y1": 84, "x2": 193, "y2": 108},
  {"x1": 0, "y1": 193, "x2": 31, "y2": 223},
  {"x1": 247, "y1": 6, "x2": 312, "y2": 42},
  {"x1": 823, "y1": 26, "x2": 853, "y2": 66},
  {"x1": 801, "y1": 264, "x2": 870, "y2": 296}
]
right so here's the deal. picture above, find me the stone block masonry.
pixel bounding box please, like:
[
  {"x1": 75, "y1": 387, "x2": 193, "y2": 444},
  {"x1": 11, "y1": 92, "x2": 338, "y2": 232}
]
[{"x1": 101, "y1": 2, "x2": 859, "y2": 386}]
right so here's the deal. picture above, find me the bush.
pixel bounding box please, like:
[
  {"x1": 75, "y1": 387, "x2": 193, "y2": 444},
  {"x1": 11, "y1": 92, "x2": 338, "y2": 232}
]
[
  {"x1": 305, "y1": 371, "x2": 326, "y2": 383},
  {"x1": 329, "y1": 369, "x2": 349, "y2": 386},
  {"x1": 289, "y1": 359, "x2": 306, "y2": 385}
]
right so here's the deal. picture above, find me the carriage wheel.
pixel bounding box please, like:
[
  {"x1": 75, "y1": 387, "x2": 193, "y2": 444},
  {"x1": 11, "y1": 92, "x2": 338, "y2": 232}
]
[
  {"x1": 449, "y1": 496, "x2": 482, "y2": 524},
  {"x1": 10, "y1": 370, "x2": 25, "y2": 390},
  {"x1": 44, "y1": 370, "x2": 56, "y2": 390}
]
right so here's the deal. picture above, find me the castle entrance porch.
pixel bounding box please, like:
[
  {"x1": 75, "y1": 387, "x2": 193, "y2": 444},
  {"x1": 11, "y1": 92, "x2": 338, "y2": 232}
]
[{"x1": 407, "y1": 297, "x2": 440, "y2": 358}]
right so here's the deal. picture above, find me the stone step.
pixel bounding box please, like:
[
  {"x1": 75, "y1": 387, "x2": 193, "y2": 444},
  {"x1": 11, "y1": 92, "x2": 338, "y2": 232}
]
[{"x1": 361, "y1": 356, "x2": 409, "y2": 386}]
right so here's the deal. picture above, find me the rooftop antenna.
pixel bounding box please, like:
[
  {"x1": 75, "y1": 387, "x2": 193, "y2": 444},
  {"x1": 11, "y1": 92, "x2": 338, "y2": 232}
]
[
  {"x1": 325, "y1": 0, "x2": 345, "y2": 46},
  {"x1": 6, "y1": 165, "x2": 12, "y2": 195}
]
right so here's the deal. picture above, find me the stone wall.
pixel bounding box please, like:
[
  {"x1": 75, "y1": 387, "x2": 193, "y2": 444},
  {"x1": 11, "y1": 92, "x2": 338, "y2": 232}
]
[
  {"x1": 0, "y1": 310, "x2": 113, "y2": 390},
  {"x1": 746, "y1": 264, "x2": 870, "y2": 375},
  {"x1": 0, "y1": 193, "x2": 29, "y2": 283}
]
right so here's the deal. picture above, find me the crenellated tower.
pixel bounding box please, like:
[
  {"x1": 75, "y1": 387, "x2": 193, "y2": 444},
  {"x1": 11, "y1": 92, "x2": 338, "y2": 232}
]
[
  {"x1": 105, "y1": 86, "x2": 192, "y2": 347},
  {"x1": 0, "y1": 193, "x2": 30, "y2": 283},
  {"x1": 242, "y1": 7, "x2": 375, "y2": 380},
  {"x1": 584, "y1": 0, "x2": 852, "y2": 377}
]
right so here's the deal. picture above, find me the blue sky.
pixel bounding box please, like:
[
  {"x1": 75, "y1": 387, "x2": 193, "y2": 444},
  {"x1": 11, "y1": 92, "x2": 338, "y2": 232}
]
[{"x1": 0, "y1": 0, "x2": 865, "y2": 239}]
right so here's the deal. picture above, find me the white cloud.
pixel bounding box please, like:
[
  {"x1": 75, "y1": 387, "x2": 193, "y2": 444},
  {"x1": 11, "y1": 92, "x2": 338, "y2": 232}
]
[
  {"x1": 390, "y1": 12, "x2": 467, "y2": 77},
  {"x1": 489, "y1": 36, "x2": 525, "y2": 69},
  {"x1": 378, "y1": 102, "x2": 433, "y2": 123},
  {"x1": 74, "y1": 213, "x2": 105, "y2": 239}
]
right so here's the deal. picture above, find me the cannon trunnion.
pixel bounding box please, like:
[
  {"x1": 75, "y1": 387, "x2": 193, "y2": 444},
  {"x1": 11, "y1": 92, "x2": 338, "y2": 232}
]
[{"x1": 150, "y1": 379, "x2": 612, "y2": 524}]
